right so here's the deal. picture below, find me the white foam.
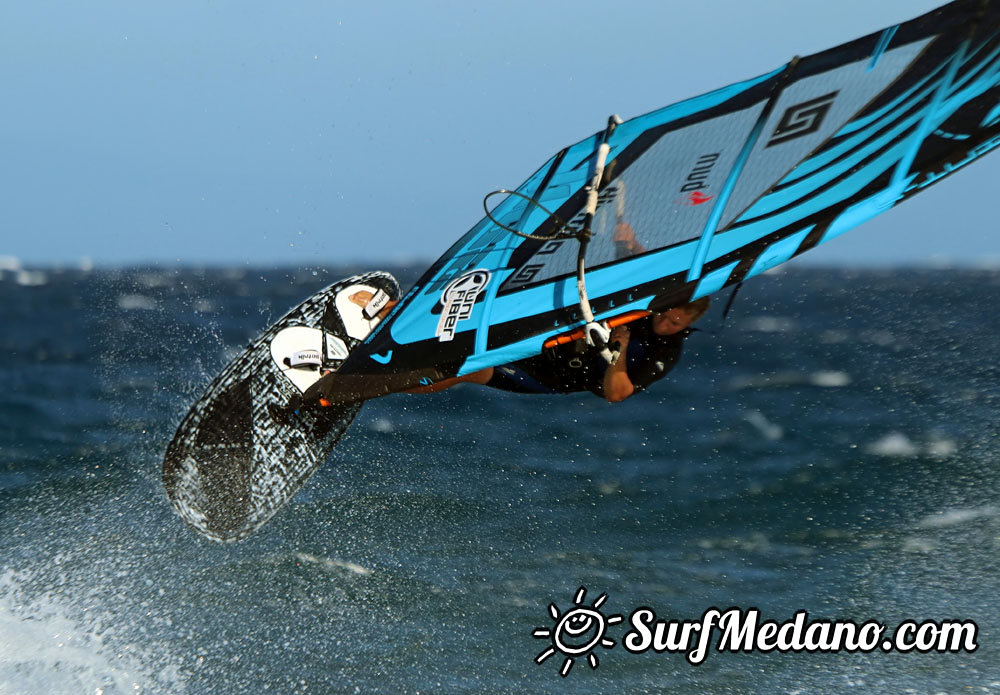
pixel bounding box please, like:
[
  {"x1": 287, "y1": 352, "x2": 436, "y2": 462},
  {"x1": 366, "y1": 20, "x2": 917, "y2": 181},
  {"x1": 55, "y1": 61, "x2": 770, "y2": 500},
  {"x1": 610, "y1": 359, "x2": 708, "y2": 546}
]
[
  {"x1": 926, "y1": 436, "x2": 958, "y2": 458},
  {"x1": 370, "y1": 418, "x2": 394, "y2": 434},
  {"x1": 0, "y1": 570, "x2": 185, "y2": 694},
  {"x1": 809, "y1": 370, "x2": 851, "y2": 387},
  {"x1": 742, "y1": 316, "x2": 798, "y2": 333},
  {"x1": 294, "y1": 553, "x2": 372, "y2": 576},
  {"x1": 901, "y1": 537, "x2": 937, "y2": 553},
  {"x1": 743, "y1": 410, "x2": 784, "y2": 441},
  {"x1": 15, "y1": 270, "x2": 47, "y2": 287},
  {"x1": 220, "y1": 345, "x2": 242, "y2": 363},
  {"x1": 916, "y1": 505, "x2": 998, "y2": 529},
  {"x1": 728, "y1": 369, "x2": 851, "y2": 391},
  {"x1": 0, "y1": 256, "x2": 22, "y2": 272},
  {"x1": 865, "y1": 432, "x2": 958, "y2": 458},
  {"x1": 819, "y1": 329, "x2": 849, "y2": 344},
  {"x1": 865, "y1": 432, "x2": 920, "y2": 457},
  {"x1": 117, "y1": 294, "x2": 157, "y2": 311},
  {"x1": 137, "y1": 272, "x2": 170, "y2": 289}
]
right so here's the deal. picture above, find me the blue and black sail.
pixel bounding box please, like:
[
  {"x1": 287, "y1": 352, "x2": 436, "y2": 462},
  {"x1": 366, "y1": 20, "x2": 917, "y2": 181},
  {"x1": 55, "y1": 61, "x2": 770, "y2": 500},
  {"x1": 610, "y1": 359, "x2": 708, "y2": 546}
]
[{"x1": 316, "y1": 0, "x2": 1000, "y2": 403}]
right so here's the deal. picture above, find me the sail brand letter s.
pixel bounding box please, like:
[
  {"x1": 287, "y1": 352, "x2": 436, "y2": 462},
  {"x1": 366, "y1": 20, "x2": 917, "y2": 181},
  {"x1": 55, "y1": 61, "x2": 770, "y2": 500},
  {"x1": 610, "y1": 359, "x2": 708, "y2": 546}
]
[
  {"x1": 767, "y1": 91, "x2": 839, "y2": 147},
  {"x1": 435, "y1": 270, "x2": 491, "y2": 342}
]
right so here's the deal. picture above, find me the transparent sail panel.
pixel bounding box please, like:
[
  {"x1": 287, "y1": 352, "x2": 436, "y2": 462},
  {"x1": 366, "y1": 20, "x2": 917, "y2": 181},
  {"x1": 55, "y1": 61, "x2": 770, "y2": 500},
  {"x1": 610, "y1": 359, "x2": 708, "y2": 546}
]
[
  {"x1": 718, "y1": 38, "x2": 932, "y2": 229},
  {"x1": 502, "y1": 102, "x2": 768, "y2": 291}
]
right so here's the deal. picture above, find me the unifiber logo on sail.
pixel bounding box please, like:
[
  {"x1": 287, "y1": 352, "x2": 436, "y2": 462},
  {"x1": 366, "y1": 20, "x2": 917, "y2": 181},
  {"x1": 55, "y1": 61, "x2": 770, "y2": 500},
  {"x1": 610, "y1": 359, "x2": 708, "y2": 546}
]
[{"x1": 436, "y1": 270, "x2": 491, "y2": 342}]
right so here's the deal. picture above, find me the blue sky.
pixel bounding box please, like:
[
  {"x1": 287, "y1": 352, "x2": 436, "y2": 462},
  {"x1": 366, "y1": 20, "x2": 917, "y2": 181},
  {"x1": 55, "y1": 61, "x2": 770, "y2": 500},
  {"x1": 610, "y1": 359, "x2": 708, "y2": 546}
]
[{"x1": 3, "y1": 0, "x2": 997, "y2": 268}]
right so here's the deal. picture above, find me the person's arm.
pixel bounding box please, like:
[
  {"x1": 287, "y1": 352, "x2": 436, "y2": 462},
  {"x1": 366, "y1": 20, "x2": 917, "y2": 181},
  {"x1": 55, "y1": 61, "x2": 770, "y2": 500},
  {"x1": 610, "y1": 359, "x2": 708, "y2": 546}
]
[
  {"x1": 613, "y1": 222, "x2": 646, "y2": 257},
  {"x1": 602, "y1": 325, "x2": 635, "y2": 403}
]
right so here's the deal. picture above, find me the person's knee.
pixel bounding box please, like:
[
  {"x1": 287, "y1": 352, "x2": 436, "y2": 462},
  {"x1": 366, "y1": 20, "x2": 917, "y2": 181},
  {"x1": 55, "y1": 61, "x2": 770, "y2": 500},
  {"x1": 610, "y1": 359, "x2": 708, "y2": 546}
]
[{"x1": 464, "y1": 367, "x2": 493, "y2": 385}]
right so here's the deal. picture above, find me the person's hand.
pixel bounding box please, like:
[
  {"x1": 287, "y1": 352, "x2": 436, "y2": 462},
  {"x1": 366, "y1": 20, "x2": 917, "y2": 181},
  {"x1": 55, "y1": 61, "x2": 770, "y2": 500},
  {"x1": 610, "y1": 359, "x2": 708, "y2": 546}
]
[{"x1": 613, "y1": 222, "x2": 636, "y2": 244}]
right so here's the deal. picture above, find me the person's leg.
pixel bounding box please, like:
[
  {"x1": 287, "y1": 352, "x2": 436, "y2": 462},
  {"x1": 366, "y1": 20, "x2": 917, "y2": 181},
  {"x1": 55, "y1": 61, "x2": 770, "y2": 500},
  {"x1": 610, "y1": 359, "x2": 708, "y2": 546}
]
[
  {"x1": 478, "y1": 364, "x2": 562, "y2": 394},
  {"x1": 404, "y1": 367, "x2": 494, "y2": 394}
]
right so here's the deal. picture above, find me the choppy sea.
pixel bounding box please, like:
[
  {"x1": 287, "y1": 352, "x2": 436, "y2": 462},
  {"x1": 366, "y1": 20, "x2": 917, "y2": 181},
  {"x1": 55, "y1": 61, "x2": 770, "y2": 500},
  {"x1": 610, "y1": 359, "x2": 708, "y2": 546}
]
[{"x1": 1, "y1": 264, "x2": 998, "y2": 694}]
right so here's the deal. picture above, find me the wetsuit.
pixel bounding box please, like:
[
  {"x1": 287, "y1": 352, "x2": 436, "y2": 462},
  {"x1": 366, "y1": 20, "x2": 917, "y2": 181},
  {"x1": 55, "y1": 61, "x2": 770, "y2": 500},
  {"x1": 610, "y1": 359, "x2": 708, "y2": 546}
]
[{"x1": 486, "y1": 317, "x2": 691, "y2": 398}]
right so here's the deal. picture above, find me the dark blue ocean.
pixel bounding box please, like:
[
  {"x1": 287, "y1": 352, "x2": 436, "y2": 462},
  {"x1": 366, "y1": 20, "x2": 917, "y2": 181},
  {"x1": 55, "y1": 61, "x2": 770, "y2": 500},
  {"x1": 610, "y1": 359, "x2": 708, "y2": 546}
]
[{"x1": 2, "y1": 264, "x2": 998, "y2": 694}]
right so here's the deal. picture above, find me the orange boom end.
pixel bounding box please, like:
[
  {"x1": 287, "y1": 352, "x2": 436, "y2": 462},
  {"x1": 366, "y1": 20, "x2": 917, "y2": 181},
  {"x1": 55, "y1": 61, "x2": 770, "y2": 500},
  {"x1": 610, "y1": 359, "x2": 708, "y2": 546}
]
[{"x1": 543, "y1": 311, "x2": 650, "y2": 349}]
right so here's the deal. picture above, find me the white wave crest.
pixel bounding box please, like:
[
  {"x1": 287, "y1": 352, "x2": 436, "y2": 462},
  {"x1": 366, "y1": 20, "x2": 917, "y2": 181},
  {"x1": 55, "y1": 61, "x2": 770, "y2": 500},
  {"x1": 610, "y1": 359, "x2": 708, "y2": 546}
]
[
  {"x1": 864, "y1": 432, "x2": 959, "y2": 458},
  {"x1": 0, "y1": 569, "x2": 186, "y2": 695},
  {"x1": 729, "y1": 370, "x2": 852, "y2": 390},
  {"x1": 916, "y1": 505, "x2": 999, "y2": 529},
  {"x1": 741, "y1": 316, "x2": 798, "y2": 333},
  {"x1": 117, "y1": 294, "x2": 157, "y2": 311},
  {"x1": 15, "y1": 270, "x2": 48, "y2": 287},
  {"x1": 743, "y1": 410, "x2": 784, "y2": 441},
  {"x1": 294, "y1": 552, "x2": 372, "y2": 576},
  {"x1": 865, "y1": 432, "x2": 920, "y2": 457},
  {"x1": 809, "y1": 370, "x2": 851, "y2": 387}
]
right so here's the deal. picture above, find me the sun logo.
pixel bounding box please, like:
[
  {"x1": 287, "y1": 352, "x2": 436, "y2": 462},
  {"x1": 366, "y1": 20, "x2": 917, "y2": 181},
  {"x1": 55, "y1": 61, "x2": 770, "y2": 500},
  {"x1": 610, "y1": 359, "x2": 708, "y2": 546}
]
[{"x1": 532, "y1": 586, "x2": 623, "y2": 677}]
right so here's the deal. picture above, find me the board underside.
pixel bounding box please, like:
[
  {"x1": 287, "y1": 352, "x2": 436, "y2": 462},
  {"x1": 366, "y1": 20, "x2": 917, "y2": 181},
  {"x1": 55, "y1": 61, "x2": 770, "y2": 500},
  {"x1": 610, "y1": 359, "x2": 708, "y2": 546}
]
[{"x1": 162, "y1": 271, "x2": 399, "y2": 542}]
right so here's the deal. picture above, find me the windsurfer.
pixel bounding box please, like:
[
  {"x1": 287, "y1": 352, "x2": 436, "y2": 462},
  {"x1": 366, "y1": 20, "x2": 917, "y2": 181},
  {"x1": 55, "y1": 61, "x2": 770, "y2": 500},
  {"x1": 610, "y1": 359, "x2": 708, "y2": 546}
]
[{"x1": 408, "y1": 298, "x2": 710, "y2": 403}]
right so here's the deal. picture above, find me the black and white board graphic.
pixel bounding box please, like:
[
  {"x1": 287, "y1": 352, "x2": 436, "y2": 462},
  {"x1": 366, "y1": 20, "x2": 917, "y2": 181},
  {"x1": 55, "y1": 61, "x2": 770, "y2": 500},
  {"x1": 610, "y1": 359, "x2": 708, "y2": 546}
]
[{"x1": 162, "y1": 271, "x2": 399, "y2": 542}]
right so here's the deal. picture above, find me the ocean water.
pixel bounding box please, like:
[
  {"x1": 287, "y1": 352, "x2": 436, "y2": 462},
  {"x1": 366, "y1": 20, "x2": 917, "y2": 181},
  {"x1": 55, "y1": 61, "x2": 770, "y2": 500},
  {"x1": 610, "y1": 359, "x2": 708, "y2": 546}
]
[{"x1": 1, "y1": 265, "x2": 998, "y2": 694}]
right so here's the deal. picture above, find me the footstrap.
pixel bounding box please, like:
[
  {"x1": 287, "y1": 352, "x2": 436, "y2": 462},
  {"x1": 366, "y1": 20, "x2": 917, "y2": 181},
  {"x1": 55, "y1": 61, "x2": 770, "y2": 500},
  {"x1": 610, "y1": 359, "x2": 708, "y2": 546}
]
[
  {"x1": 289, "y1": 349, "x2": 322, "y2": 369},
  {"x1": 362, "y1": 289, "x2": 391, "y2": 320}
]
